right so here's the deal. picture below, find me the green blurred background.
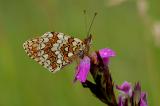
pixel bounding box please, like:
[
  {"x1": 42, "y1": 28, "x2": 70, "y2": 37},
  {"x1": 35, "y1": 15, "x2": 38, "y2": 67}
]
[{"x1": 0, "y1": 0, "x2": 160, "y2": 105}]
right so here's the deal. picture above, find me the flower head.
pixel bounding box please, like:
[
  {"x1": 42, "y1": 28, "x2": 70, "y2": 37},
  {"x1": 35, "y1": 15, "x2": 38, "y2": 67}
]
[
  {"x1": 118, "y1": 95, "x2": 127, "y2": 106},
  {"x1": 74, "y1": 56, "x2": 91, "y2": 83},
  {"x1": 116, "y1": 81, "x2": 132, "y2": 97},
  {"x1": 133, "y1": 82, "x2": 148, "y2": 106},
  {"x1": 140, "y1": 92, "x2": 148, "y2": 106},
  {"x1": 74, "y1": 47, "x2": 148, "y2": 106},
  {"x1": 117, "y1": 82, "x2": 148, "y2": 106},
  {"x1": 118, "y1": 96, "x2": 123, "y2": 106},
  {"x1": 133, "y1": 82, "x2": 141, "y2": 104},
  {"x1": 81, "y1": 48, "x2": 117, "y2": 105},
  {"x1": 99, "y1": 48, "x2": 116, "y2": 64}
]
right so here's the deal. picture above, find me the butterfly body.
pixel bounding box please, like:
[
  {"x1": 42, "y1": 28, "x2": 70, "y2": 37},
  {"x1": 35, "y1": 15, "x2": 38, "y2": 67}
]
[{"x1": 23, "y1": 32, "x2": 92, "y2": 73}]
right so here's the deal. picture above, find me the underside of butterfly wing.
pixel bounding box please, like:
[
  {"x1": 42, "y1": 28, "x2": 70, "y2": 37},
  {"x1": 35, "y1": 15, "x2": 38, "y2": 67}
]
[{"x1": 23, "y1": 32, "x2": 85, "y2": 73}]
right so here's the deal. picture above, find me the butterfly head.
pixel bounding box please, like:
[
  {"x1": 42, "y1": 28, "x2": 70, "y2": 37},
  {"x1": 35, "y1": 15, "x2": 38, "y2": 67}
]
[
  {"x1": 84, "y1": 34, "x2": 92, "y2": 51},
  {"x1": 77, "y1": 34, "x2": 92, "y2": 58}
]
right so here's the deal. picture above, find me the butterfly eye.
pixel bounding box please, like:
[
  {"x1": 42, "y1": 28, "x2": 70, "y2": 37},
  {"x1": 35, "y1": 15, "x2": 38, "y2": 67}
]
[{"x1": 78, "y1": 50, "x2": 85, "y2": 59}]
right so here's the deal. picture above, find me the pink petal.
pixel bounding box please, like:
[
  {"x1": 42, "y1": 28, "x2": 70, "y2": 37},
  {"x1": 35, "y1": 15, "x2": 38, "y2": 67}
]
[
  {"x1": 140, "y1": 92, "x2": 148, "y2": 106},
  {"x1": 75, "y1": 56, "x2": 90, "y2": 82},
  {"x1": 116, "y1": 81, "x2": 132, "y2": 97},
  {"x1": 99, "y1": 48, "x2": 116, "y2": 64}
]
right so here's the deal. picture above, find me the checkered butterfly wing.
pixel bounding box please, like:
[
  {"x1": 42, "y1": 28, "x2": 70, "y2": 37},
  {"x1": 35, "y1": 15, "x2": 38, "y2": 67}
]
[{"x1": 23, "y1": 32, "x2": 92, "y2": 73}]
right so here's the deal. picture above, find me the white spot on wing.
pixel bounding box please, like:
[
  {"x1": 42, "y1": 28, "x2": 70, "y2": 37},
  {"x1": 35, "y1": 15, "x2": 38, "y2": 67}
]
[
  {"x1": 64, "y1": 36, "x2": 69, "y2": 41},
  {"x1": 39, "y1": 57, "x2": 45, "y2": 62},
  {"x1": 48, "y1": 33, "x2": 53, "y2": 37},
  {"x1": 53, "y1": 43, "x2": 59, "y2": 47},
  {"x1": 68, "y1": 52, "x2": 73, "y2": 57},
  {"x1": 52, "y1": 67, "x2": 60, "y2": 73},
  {"x1": 58, "y1": 54, "x2": 62, "y2": 58},
  {"x1": 33, "y1": 39, "x2": 37, "y2": 42},
  {"x1": 72, "y1": 41, "x2": 77, "y2": 46},
  {"x1": 74, "y1": 38, "x2": 82, "y2": 43},
  {"x1": 43, "y1": 54, "x2": 48, "y2": 60},
  {"x1": 65, "y1": 47, "x2": 68, "y2": 51},
  {"x1": 34, "y1": 58, "x2": 39, "y2": 61},
  {"x1": 40, "y1": 43, "x2": 45, "y2": 49},
  {"x1": 39, "y1": 61, "x2": 43, "y2": 65},
  {"x1": 42, "y1": 32, "x2": 49, "y2": 37},
  {"x1": 55, "y1": 51, "x2": 60, "y2": 55},
  {"x1": 44, "y1": 62, "x2": 49, "y2": 68},
  {"x1": 51, "y1": 46, "x2": 57, "y2": 51},
  {"x1": 43, "y1": 38, "x2": 49, "y2": 43},
  {"x1": 57, "y1": 59, "x2": 62, "y2": 64},
  {"x1": 63, "y1": 61, "x2": 67, "y2": 65},
  {"x1": 57, "y1": 33, "x2": 64, "y2": 39},
  {"x1": 28, "y1": 41, "x2": 32, "y2": 46},
  {"x1": 46, "y1": 60, "x2": 50, "y2": 65},
  {"x1": 57, "y1": 40, "x2": 62, "y2": 43}
]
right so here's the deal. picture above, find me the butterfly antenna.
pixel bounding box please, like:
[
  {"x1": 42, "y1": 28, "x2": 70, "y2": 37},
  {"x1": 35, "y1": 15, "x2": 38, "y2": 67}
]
[
  {"x1": 83, "y1": 10, "x2": 88, "y2": 35},
  {"x1": 87, "y1": 12, "x2": 97, "y2": 37}
]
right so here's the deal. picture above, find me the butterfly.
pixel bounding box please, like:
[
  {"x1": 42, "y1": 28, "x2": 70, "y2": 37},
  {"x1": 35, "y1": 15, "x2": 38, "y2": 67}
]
[{"x1": 23, "y1": 32, "x2": 92, "y2": 73}]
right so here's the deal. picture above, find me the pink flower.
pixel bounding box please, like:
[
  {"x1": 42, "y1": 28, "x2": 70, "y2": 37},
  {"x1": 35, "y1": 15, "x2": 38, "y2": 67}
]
[
  {"x1": 74, "y1": 48, "x2": 116, "y2": 83},
  {"x1": 74, "y1": 56, "x2": 91, "y2": 83},
  {"x1": 118, "y1": 95, "x2": 127, "y2": 106},
  {"x1": 140, "y1": 92, "x2": 148, "y2": 106},
  {"x1": 116, "y1": 81, "x2": 132, "y2": 97},
  {"x1": 133, "y1": 82, "x2": 148, "y2": 106},
  {"x1": 99, "y1": 48, "x2": 116, "y2": 64},
  {"x1": 117, "y1": 82, "x2": 148, "y2": 106}
]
